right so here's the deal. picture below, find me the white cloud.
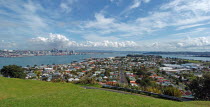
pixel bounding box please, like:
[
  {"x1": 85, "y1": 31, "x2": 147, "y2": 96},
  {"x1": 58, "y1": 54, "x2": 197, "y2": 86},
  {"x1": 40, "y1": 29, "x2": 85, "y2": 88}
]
[
  {"x1": 0, "y1": 0, "x2": 48, "y2": 32},
  {"x1": 119, "y1": 0, "x2": 151, "y2": 16},
  {"x1": 136, "y1": 12, "x2": 171, "y2": 29},
  {"x1": 30, "y1": 33, "x2": 77, "y2": 49},
  {"x1": 129, "y1": 0, "x2": 151, "y2": 9},
  {"x1": 129, "y1": 0, "x2": 141, "y2": 9},
  {"x1": 60, "y1": 0, "x2": 77, "y2": 13},
  {"x1": 29, "y1": 33, "x2": 138, "y2": 50},
  {"x1": 79, "y1": 0, "x2": 209, "y2": 42},
  {"x1": 0, "y1": 40, "x2": 16, "y2": 49},
  {"x1": 161, "y1": 0, "x2": 210, "y2": 14},
  {"x1": 176, "y1": 23, "x2": 209, "y2": 30},
  {"x1": 161, "y1": 0, "x2": 210, "y2": 26},
  {"x1": 66, "y1": 0, "x2": 210, "y2": 51},
  {"x1": 142, "y1": 0, "x2": 150, "y2": 3},
  {"x1": 110, "y1": 0, "x2": 114, "y2": 2},
  {"x1": 83, "y1": 34, "x2": 120, "y2": 42},
  {"x1": 81, "y1": 40, "x2": 137, "y2": 48},
  {"x1": 1, "y1": 0, "x2": 210, "y2": 51},
  {"x1": 173, "y1": 16, "x2": 210, "y2": 26},
  {"x1": 60, "y1": 3, "x2": 71, "y2": 13},
  {"x1": 8, "y1": 33, "x2": 210, "y2": 51},
  {"x1": 133, "y1": 0, "x2": 210, "y2": 32},
  {"x1": 86, "y1": 13, "x2": 115, "y2": 29},
  {"x1": 21, "y1": 1, "x2": 47, "y2": 30},
  {"x1": 142, "y1": 36, "x2": 210, "y2": 51},
  {"x1": 82, "y1": 13, "x2": 152, "y2": 38},
  {"x1": 169, "y1": 27, "x2": 209, "y2": 38},
  {"x1": 175, "y1": 37, "x2": 210, "y2": 48}
]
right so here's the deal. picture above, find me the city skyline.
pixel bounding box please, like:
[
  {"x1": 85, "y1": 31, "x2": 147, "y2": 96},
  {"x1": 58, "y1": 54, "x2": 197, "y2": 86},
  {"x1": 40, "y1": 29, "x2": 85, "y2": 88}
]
[{"x1": 1, "y1": 0, "x2": 210, "y2": 51}]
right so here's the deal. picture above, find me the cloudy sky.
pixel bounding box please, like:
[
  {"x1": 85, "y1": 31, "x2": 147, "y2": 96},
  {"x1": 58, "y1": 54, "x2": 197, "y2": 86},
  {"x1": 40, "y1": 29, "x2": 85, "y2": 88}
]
[{"x1": 1, "y1": 0, "x2": 210, "y2": 51}]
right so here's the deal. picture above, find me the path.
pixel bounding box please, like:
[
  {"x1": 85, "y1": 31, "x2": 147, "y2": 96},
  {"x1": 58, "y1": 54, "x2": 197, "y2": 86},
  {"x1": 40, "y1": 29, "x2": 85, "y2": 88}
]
[{"x1": 81, "y1": 86, "x2": 154, "y2": 98}]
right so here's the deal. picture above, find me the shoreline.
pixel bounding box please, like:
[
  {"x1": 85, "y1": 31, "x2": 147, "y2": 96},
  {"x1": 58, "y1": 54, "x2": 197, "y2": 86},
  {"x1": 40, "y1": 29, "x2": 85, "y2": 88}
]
[{"x1": 1, "y1": 53, "x2": 210, "y2": 69}]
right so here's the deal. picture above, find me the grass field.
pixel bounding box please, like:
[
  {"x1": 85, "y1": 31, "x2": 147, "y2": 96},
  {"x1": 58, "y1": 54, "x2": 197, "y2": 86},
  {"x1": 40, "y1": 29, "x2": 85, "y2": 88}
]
[
  {"x1": 184, "y1": 59, "x2": 201, "y2": 63},
  {"x1": 0, "y1": 77, "x2": 210, "y2": 107}
]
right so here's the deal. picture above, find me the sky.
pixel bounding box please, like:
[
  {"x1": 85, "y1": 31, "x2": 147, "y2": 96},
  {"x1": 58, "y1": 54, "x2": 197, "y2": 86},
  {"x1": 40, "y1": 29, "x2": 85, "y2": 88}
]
[{"x1": 0, "y1": 0, "x2": 210, "y2": 51}]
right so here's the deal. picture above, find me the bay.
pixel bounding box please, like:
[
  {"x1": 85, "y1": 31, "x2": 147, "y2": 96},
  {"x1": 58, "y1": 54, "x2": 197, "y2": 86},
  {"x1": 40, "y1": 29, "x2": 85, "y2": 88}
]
[
  {"x1": 1, "y1": 52, "x2": 210, "y2": 68},
  {"x1": 0, "y1": 53, "x2": 126, "y2": 68}
]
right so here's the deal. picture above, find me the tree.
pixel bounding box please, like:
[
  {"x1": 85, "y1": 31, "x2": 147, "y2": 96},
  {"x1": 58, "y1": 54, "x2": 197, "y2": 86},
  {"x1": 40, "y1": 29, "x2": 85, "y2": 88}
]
[
  {"x1": 34, "y1": 70, "x2": 42, "y2": 79},
  {"x1": 162, "y1": 71, "x2": 166, "y2": 75},
  {"x1": 104, "y1": 70, "x2": 110, "y2": 76},
  {"x1": 126, "y1": 76, "x2": 130, "y2": 84},
  {"x1": 136, "y1": 77, "x2": 152, "y2": 87},
  {"x1": 178, "y1": 76, "x2": 182, "y2": 82},
  {"x1": 136, "y1": 69, "x2": 146, "y2": 76},
  {"x1": 154, "y1": 68, "x2": 160, "y2": 73},
  {"x1": 188, "y1": 73, "x2": 210, "y2": 100},
  {"x1": 0, "y1": 65, "x2": 26, "y2": 79}
]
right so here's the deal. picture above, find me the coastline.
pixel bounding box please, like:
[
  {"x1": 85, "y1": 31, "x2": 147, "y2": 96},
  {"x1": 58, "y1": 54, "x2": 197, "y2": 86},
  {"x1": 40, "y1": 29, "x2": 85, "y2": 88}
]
[{"x1": 1, "y1": 52, "x2": 210, "y2": 69}]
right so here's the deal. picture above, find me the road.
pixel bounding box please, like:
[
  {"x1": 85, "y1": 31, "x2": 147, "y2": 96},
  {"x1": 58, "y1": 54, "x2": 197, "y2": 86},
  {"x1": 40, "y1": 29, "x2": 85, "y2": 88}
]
[
  {"x1": 81, "y1": 86, "x2": 154, "y2": 98},
  {"x1": 81, "y1": 86, "x2": 191, "y2": 101},
  {"x1": 119, "y1": 70, "x2": 128, "y2": 84}
]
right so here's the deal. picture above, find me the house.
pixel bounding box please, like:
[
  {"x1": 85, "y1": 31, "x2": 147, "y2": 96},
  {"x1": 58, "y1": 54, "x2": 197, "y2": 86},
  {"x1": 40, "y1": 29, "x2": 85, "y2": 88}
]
[
  {"x1": 103, "y1": 76, "x2": 108, "y2": 79},
  {"x1": 67, "y1": 78, "x2": 80, "y2": 82},
  {"x1": 194, "y1": 73, "x2": 203, "y2": 77},
  {"x1": 78, "y1": 72, "x2": 85, "y2": 77},
  {"x1": 181, "y1": 63, "x2": 200, "y2": 69},
  {"x1": 68, "y1": 78, "x2": 74, "y2": 82},
  {"x1": 160, "y1": 67, "x2": 173, "y2": 71},
  {"x1": 44, "y1": 67, "x2": 53, "y2": 71},
  {"x1": 163, "y1": 64, "x2": 183, "y2": 69},
  {"x1": 130, "y1": 81, "x2": 138, "y2": 86},
  {"x1": 106, "y1": 81, "x2": 117, "y2": 85},
  {"x1": 95, "y1": 71, "x2": 102, "y2": 75},
  {"x1": 26, "y1": 73, "x2": 37, "y2": 79}
]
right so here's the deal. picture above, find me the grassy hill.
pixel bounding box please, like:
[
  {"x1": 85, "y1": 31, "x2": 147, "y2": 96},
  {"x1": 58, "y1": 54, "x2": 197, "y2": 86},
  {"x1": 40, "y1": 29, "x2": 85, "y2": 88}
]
[{"x1": 0, "y1": 77, "x2": 209, "y2": 107}]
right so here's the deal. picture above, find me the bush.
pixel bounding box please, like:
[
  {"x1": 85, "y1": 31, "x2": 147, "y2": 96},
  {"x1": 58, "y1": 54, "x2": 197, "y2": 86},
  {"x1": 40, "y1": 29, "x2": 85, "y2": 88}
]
[
  {"x1": 162, "y1": 86, "x2": 182, "y2": 97},
  {"x1": 73, "y1": 77, "x2": 98, "y2": 85},
  {"x1": 52, "y1": 78, "x2": 64, "y2": 83},
  {"x1": 42, "y1": 77, "x2": 49, "y2": 81},
  {"x1": 146, "y1": 87, "x2": 162, "y2": 94}
]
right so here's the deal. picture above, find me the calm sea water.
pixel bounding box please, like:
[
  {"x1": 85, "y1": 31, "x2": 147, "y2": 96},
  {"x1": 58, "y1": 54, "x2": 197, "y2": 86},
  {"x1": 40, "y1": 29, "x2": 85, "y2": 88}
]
[
  {"x1": 1, "y1": 52, "x2": 210, "y2": 68},
  {"x1": 159, "y1": 54, "x2": 210, "y2": 61},
  {"x1": 0, "y1": 53, "x2": 126, "y2": 68}
]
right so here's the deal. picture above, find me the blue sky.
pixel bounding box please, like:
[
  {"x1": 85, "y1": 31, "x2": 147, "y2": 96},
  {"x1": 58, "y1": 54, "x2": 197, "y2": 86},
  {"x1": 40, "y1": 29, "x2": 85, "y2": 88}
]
[{"x1": 1, "y1": 0, "x2": 210, "y2": 51}]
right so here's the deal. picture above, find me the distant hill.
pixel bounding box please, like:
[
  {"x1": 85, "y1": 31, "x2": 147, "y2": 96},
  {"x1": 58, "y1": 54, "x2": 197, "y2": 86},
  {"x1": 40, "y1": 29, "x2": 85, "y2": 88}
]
[{"x1": 0, "y1": 77, "x2": 209, "y2": 107}]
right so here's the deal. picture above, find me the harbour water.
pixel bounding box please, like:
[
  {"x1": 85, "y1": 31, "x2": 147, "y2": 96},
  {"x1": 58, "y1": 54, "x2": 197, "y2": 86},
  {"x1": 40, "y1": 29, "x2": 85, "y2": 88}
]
[
  {"x1": 0, "y1": 53, "x2": 126, "y2": 68},
  {"x1": 156, "y1": 54, "x2": 210, "y2": 61},
  {"x1": 1, "y1": 52, "x2": 210, "y2": 68}
]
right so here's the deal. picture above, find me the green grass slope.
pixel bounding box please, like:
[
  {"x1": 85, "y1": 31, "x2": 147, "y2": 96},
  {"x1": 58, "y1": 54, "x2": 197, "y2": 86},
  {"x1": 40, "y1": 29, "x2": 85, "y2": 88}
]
[{"x1": 0, "y1": 77, "x2": 209, "y2": 107}]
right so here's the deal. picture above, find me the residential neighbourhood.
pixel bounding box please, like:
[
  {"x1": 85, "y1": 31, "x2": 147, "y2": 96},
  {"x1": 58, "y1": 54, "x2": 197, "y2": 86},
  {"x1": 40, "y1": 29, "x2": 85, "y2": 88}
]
[{"x1": 19, "y1": 54, "x2": 210, "y2": 99}]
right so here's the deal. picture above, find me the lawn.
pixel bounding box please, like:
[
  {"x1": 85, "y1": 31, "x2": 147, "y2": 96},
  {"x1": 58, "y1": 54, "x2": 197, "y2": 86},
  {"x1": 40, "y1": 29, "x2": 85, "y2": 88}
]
[
  {"x1": 0, "y1": 77, "x2": 209, "y2": 107},
  {"x1": 184, "y1": 59, "x2": 201, "y2": 63}
]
